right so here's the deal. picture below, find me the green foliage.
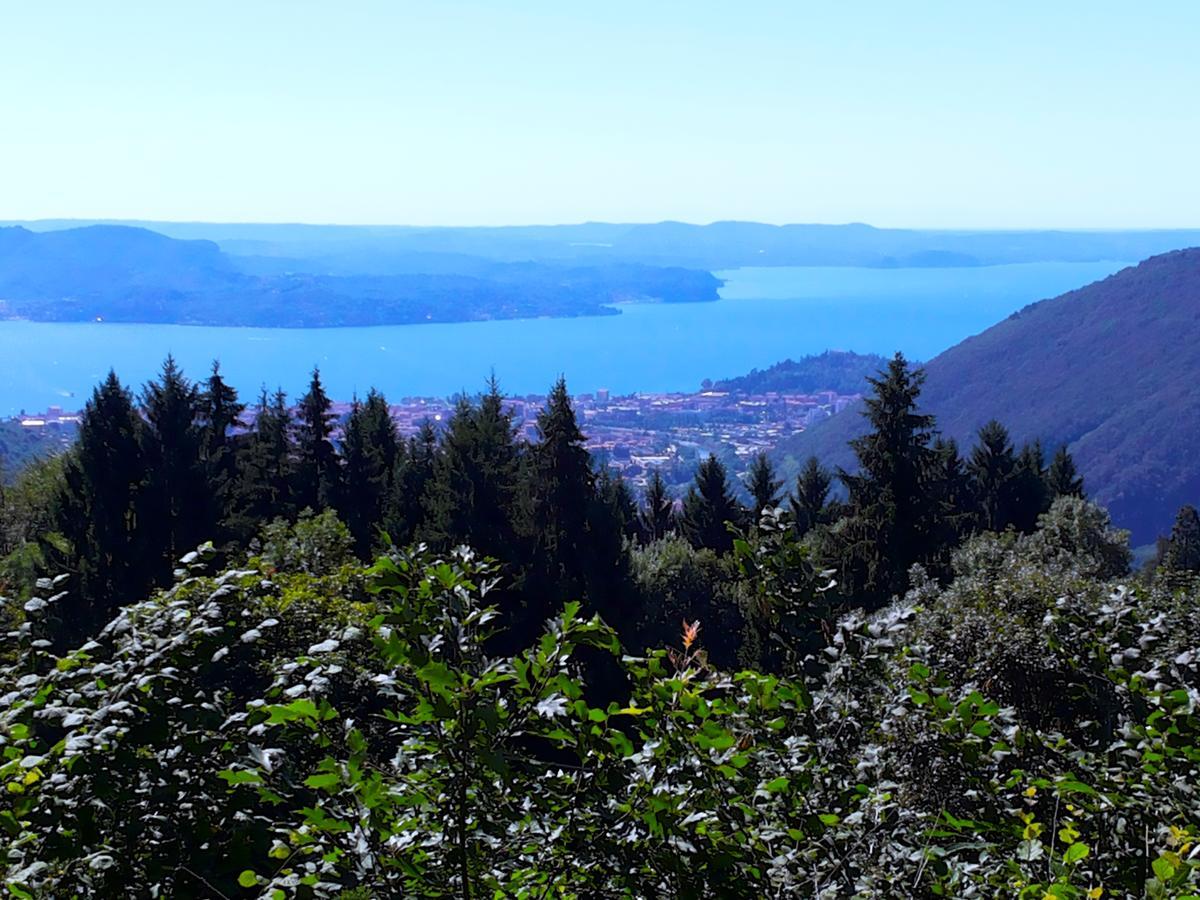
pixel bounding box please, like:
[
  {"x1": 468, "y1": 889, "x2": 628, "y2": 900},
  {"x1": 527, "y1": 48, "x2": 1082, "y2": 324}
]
[
  {"x1": 259, "y1": 508, "x2": 355, "y2": 577},
  {"x1": 789, "y1": 454, "x2": 833, "y2": 537},
  {"x1": 832, "y1": 352, "x2": 942, "y2": 603},
  {"x1": 680, "y1": 454, "x2": 744, "y2": 554},
  {"x1": 743, "y1": 451, "x2": 782, "y2": 518},
  {"x1": 294, "y1": 367, "x2": 339, "y2": 514},
  {"x1": 337, "y1": 391, "x2": 396, "y2": 558},
  {"x1": 4, "y1": 493, "x2": 1200, "y2": 897},
  {"x1": 639, "y1": 468, "x2": 676, "y2": 542}
]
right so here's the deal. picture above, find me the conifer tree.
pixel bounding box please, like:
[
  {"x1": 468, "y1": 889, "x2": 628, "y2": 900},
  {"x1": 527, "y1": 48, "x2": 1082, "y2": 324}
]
[
  {"x1": 835, "y1": 353, "x2": 938, "y2": 602},
  {"x1": 55, "y1": 371, "x2": 148, "y2": 640},
  {"x1": 639, "y1": 468, "x2": 675, "y2": 542},
  {"x1": 361, "y1": 389, "x2": 400, "y2": 482},
  {"x1": 424, "y1": 380, "x2": 525, "y2": 561},
  {"x1": 968, "y1": 420, "x2": 1018, "y2": 532},
  {"x1": 927, "y1": 436, "x2": 973, "y2": 571},
  {"x1": 599, "y1": 467, "x2": 639, "y2": 541},
  {"x1": 294, "y1": 367, "x2": 339, "y2": 513},
  {"x1": 139, "y1": 356, "x2": 207, "y2": 581},
  {"x1": 789, "y1": 455, "x2": 832, "y2": 537},
  {"x1": 680, "y1": 455, "x2": 742, "y2": 553},
  {"x1": 1162, "y1": 504, "x2": 1200, "y2": 574},
  {"x1": 338, "y1": 397, "x2": 390, "y2": 558},
  {"x1": 744, "y1": 451, "x2": 783, "y2": 520},
  {"x1": 529, "y1": 378, "x2": 595, "y2": 603},
  {"x1": 198, "y1": 361, "x2": 245, "y2": 540},
  {"x1": 1011, "y1": 440, "x2": 1050, "y2": 533},
  {"x1": 385, "y1": 420, "x2": 435, "y2": 545},
  {"x1": 230, "y1": 388, "x2": 295, "y2": 537},
  {"x1": 1045, "y1": 445, "x2": 1084, "y2": 499}
]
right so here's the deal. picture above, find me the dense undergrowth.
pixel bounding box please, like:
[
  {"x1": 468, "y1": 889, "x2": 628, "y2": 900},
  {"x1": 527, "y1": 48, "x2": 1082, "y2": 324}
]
[{"x1": 2, "y1": 498, "x2": 1198, "y2": 898}]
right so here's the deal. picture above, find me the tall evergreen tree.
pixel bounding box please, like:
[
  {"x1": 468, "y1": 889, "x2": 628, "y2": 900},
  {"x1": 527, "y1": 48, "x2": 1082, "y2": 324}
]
[
  {"x1": 361, "y1": 389, "x2": 400, "y2": 483},
  {"x1": 927, "y1": 436, "x2": 973, "y2": 572},
  {"x1": 835, "y1": 353, "x2": 938, "y2": 602},
  {"x1": 529, "y1": 378, "x2": 595, "y2": 605},
  {"x1": 230, "y1": 388, "x2": 295, "y2": 538},
  {"x1": 599, "y1": 467, "x2": 640, "y2": 541},
  {"x1": 198, "y1": 361, "x2": 245, "y2": 541},
  {"x1": 385, "y1": 420, "x2": 435, "y2": 545},
  {"x1": 139, "y1": 356, "x2": 207, "y2": 581},
  {"x1": 294, "y1": 368, "x2": 339, "y2": 513},
  {"x1": 968, "y1": 420, "x2": 1018, "y2": 533},
  {"x1": 338, "y1": 397, "x2": 391, "y2": 558},
  {"x1": 55, "y1": 371, "x2": 148, "y2": 640},
  {"x1": 789, "y1": 455, "x2": 832, "y2": 537},
  {"x1": 424, "y1": 380, "x2": 525, "y2": 561},
  {"x1": 639, "y1": 468, "x2": 675, "y2": 542},
  {"x1": 744, "y1": 452, "x2": 783, "y2": 520},
  {"x1": 1011, "y1": 440, "x2": 1050, "y2": 533},
  {"x1": 1161, "y1": 504, "x2": 1200, "y2": 574},
  {"x1": 1045, "y1": 445, "x2": 1085, "y2": 499},
  {"x1": 679, "y1": 455, "x2": 743, "y2": 554}
]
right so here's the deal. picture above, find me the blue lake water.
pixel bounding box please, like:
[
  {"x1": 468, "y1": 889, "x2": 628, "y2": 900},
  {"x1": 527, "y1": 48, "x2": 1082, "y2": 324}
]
[{"x1": 0, "y1": 260, "x2": 1127, "y2": 415}]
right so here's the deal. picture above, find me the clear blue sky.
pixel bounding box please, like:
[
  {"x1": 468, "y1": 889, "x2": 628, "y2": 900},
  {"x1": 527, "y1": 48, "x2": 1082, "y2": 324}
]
[{"x1": 2, "y1": 1, "x2": 1197, "y2": 228}]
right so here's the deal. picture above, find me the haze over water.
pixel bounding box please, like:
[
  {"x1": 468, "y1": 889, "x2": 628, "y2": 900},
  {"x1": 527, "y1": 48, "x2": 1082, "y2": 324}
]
[{"x1": 0, "y1": 260, "x2": 1125, "y2": 415}]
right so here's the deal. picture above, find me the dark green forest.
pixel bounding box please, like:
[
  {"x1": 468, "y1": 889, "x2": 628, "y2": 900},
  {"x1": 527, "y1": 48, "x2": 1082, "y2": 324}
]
[{"x1": 2, "y1": 354, "x2": 1199, "y2": 897}]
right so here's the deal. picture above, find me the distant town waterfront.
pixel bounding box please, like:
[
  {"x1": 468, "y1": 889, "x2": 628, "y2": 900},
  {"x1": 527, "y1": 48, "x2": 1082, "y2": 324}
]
[{"x1": 0, "y1": 260, "x2": 1126, "y2": 417}]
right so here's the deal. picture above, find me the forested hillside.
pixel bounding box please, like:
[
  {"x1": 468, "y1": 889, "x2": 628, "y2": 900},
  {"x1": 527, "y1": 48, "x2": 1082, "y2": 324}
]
[
  {"x1": 777, "y1": 249, "x2": 1200, "y2": 544},
  {"x1": 710, "y1": 350, "x2": 887, "y2": 394},
  {"x1": 2, "y1": 357, "x2": 1200, "y2": 897}
]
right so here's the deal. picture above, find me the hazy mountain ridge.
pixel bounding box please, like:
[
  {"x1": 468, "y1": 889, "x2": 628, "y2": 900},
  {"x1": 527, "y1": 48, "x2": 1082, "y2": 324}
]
[
  {"x1": 10, "y1": 218, "x2": 1200, "y2": 269},
  {"x1": 775, "y1": 249, "x2": 1200, "y2": 543},
  {"x1": 0, "y1": 225, "x2": 721, "y2": 327}
]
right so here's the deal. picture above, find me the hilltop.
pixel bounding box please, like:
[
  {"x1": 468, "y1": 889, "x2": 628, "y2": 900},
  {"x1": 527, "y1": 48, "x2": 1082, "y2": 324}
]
[
  {"x1": 709, "y1": 350, "x2": 888, "y2": 395},
  {"x1": 776, "y1": 248, "x2": 1200, "y2": 544}
]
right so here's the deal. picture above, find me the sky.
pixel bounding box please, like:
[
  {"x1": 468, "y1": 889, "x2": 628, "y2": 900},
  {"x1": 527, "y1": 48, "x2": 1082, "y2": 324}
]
[{"x1": 2, "y1": 1, "x2": 1198, "y2": 228}]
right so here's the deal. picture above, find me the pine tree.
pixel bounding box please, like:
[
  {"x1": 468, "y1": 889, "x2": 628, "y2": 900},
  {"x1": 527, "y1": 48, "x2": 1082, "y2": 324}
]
[
  {"x1": 927, "y1": 436, "x2": 973, "y2": 573},
  {"x1": 362, "y1": 389, "x2": 400, "y2": 480},
  {"x1": 968, "y1": 419, "x2": 1018, "y2": 532},
  {"x1": 789, "y1": 455, "x2": 832, "y2": 537},
  {"x1": 338, "y1": 396, "x2": 391, "y2": 558},
  {"x1": 423, "y1": 380, "x2": 525, "y2": 561},
  {"x1": 229, "y1": 387, "x2": 295, "y2": 538},
  {"x1": 139, "y1": 356, "x2": 207, "y2": 581},
  {"x1": 294, "y1": 367, "x2": 339, "y2": 513},
  {"x1": 744, "y1": 452, "x2": 783, "y2": 520},
  {"x1": 529, "y1": 378, "x2": 595, "y2": 603},
  {"x1": 679, "y1": 455, "x2": 743, "y2": 553},
  {"x1": 55, "y1": 371, "x2": 148, "y2": 640},
  {"x1": 385, "y1": 420, "x2": 435, "y2": 545},
  {"x1": 599, "y1": 467, "x2": 639, "y2": 541},
  {"x1": 835, "y1": 353, "x2": 938, "y2": 602},
  {"x1": 1162, "y1": 504, "x2": 1200, "y2": 574},
  {"x1": 1011, "y1": 440, "x2": 1050, "y2": 533},
  {"x1": 639, "y1": 468, "x2": 675, "y2": 541},
  {"x1": 1045, "y1": 445, "x2": 1084, "y2": 499},
  {"x1": 198, "y1": 361, "x2": 245, "y2": 542}
]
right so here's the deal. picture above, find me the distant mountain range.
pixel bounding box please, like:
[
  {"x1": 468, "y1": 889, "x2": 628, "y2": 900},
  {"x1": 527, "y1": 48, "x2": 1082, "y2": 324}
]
[
  {"x1": 775, "y1": 249, "x2": 1200, "y2": 544},
  {"x1": 0, "y1": 225, "x2": 720, "y2": 327},
  {"x1": 9, "y1": 219, "x2": 1200, "y2": 270}
]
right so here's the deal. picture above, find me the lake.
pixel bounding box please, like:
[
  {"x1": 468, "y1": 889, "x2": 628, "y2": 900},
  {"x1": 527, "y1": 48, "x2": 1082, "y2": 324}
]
[{"x1": 0, "y1": 260, "x2": 1127, "y2": 415}]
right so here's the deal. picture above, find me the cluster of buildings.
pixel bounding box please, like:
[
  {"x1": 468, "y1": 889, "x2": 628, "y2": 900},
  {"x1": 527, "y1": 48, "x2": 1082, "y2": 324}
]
[
  {"x1": 363, "y1": 386, "x2": 861, "y2": 490},
  {"x1": 10, "y1": 388, "x2": 861, "y2": 491}
]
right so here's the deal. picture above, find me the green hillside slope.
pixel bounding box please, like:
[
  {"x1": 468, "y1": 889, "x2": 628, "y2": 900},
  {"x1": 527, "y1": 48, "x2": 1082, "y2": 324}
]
[{"x1": 776, "y1": 248, "x2": 1200, "y2": 543}]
